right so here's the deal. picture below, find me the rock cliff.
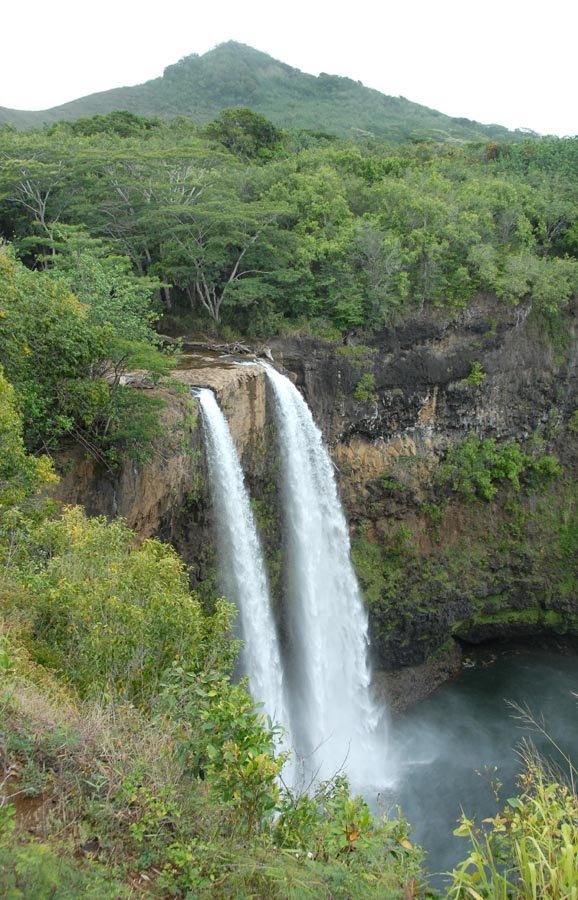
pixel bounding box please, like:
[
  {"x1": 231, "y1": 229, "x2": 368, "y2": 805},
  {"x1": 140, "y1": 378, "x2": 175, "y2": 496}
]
[
  {"x1": 269, "y1": 296, "x2": 578, "y2": 704},
  {"x1": 52, "y1": 297, "x2": 578, "y2": 706}
]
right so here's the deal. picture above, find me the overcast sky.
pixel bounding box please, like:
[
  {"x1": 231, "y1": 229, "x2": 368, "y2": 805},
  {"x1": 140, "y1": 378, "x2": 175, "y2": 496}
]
[{"x1": 2, "y1": 0, "x2": 576, "y2": 136}]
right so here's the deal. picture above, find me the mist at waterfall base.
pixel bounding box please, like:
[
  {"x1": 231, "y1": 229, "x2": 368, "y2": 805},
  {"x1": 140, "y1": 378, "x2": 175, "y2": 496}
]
[{"x1": 392, "y1": 643, "x2": 578, "y2": 886}]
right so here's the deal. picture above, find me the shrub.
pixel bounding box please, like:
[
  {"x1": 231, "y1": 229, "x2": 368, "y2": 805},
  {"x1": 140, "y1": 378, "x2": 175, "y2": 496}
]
[
  {"x1": 353, "y1": 372, "x2": 378, "y2": 404},
  {"x1": 0, "y1": 243, "x2": 168, "y2": 465},
  {"x1": 439, "y1": 435, "x2": 561, "y2": 502},
  {"x1": 159, "y1": 665, "x2": 284, "y2": 839},
  {"x1": 0, "y1": 368, "x2": 57, "y2": 516},
  {"x1": 0, "y1": 841, "x2": 128, "y2": 899},
  {"x1": 274, "y1": 775, "x2": 426, "y2": 898},
  {"x1": 464, "y1": 360, "x2": 486, "y2": 387},
  {"x1": 21, "y1": 507, "x2": 237, "y2": 706}
]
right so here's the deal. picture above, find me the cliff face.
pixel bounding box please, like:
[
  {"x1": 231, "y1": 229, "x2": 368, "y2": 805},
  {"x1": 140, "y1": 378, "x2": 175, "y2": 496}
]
[
  {"x1": 53, "y1": 384, "x2": 201, "y2": 539},
  {"x1": 270, "y1": 297, "x2": 578, "y2": 697},
  {"x1": 52, "y1": 298, "x2": 578, "y2": 705},
  {"x1": 51, "y1": 365, "x2": 267, "y2": 576},
  {"x1": 270, "y1": 296, "x2": 577, "y2": 451}
]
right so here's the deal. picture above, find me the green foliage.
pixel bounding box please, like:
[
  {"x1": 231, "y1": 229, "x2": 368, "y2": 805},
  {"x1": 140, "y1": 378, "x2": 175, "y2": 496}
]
[
  {"x1": 20, "y1": 507, "x2": 237, "y2": 706},
  {"x1": 274, "y1": 775, "x2": 425, "y2": 897},
  {"x1": 464, "y1": 360, "x2": 487, "y2": 387},
  {"x1": 0, "y1": 121, "x2": 576, "y2": 338},
  {"x1": 0, "y1": 366, "x2": 57, "y2": 575},
  {"x1": 525, "y1": 453, "x2": 564, "y2": 487},
  {"x1": 0, "y1": 243, "x2": 166, "y2": 464},
  {"x1": 421, "y1": 500, "x2": 446, "y2": 525},
  {"x1": 353, "y1": 372, "x2": 378, "y2": 404},
  {"x1": 0, "y1": 801, "x2": 15, "y2": 841},
  {"x1": 160, "y1": 665, "x2": 284, "y2": 838},
  {"x1": 48, "y1": 226, "x2": 162, "y2": 349},
  {"x1": 0, "y1": 841, "x2": 128, "y2": 899},
  {"x1": 98, "y1": 388, "x2": 167, "y2": 466},
  {"x1": 53, "y1": 110, "x2": 162, "y2": 138},
  {"x1": 0, "y1": 367, "x2": 56, "y2": 514},
  {"x1": 206, "y1": 107, "x2": 285, "y2": 159},
  {"x1": 353, "y1": 220, "x2": 411, "y2": 325},
  {"x1": 0, "y1": 244, "x2": 105, "y2": 449},
  {"x1": 351, "y1": 529, "x2": 410, "y2": 607},
  {"x1": 449, "y1": 754, "x2": 578, "y2": 899},
  {"x1": 2, "y1": 616, "x2": 428, "y2": 898},
  {"x1": 334, "y1": 343, "x2": 378, "y2": 360},
  {"x1": 439, "y1": 435, "x2": 561, "y2": 502},
  {"x1": 381, "y1": 475, "x2": 409, "y2": 493}
]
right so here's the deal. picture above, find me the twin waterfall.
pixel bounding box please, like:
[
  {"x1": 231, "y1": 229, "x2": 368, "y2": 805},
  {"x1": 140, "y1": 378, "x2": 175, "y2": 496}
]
[{"x1": 198, "y1": 368, "x2": 389, "y2": 790}]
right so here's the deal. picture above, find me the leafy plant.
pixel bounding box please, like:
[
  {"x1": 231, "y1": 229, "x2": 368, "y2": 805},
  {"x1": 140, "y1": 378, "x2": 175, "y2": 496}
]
[
  {"x1": 449, "y1": 745, "x2": 578, "y2": 899},
  {"x1": 464, "y1": 360, "x2": 487, "y2": 387},
  {"x1": 160, "y1": 665, "x2": 284, "y2": 838},
  {"x1": 274, "y1": 775, "x2": 425, "y2": 897},
  {"x1": 439, "y1": 435, "x2": 561, "y2": 502},
  {"x1": 0, "y1": 841, "x2": 128, "y2": 899},
  {"x1": 0, "y1": 367, "x2": 57, "y2": 514},
  {"x1": 0, "y1": 243, "x2": 168, "y2": 466},
  {"x1": 22, "y1": 507, "x2": 237, "y2": 706},
  {"x1": 353, "y1": 372, "x2": 378, "y2": 404}
]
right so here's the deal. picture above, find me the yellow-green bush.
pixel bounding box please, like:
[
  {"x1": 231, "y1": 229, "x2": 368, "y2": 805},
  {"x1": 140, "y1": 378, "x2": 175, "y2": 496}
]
[
  {"x1": 0, "y1": 367, "x2": 56, "y2": 514},
  {"x1": 19, "y1": 507, "x2": 237, "y2": 706}
]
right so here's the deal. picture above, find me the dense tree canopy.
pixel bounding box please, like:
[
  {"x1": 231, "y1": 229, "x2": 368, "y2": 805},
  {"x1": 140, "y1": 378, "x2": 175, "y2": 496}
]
[
  {"x1": 0, "y1": 119, "x2": 576, "y2": 340},
  {"x1": 0, "y1": 240, "x2": 168, "y2": 464}
]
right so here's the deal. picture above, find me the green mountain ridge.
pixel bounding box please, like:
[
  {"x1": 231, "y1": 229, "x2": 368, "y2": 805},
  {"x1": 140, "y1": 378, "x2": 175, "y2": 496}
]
[{"x1": 0, "y1": 41, "x2": 531, "y2": 142}]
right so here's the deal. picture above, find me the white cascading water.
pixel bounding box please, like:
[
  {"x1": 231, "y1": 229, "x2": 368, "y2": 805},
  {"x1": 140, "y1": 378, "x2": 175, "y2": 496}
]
[
  {"x1": 197, "y1": 388, "x2": 292, "y2": 750},
  {"x1": 264, "y1": 365, "x2": 390, "y2": 790}
]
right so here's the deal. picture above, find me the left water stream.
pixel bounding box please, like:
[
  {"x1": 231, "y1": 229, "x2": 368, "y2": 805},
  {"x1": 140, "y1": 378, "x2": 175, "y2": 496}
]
[{"x1": 197, "y1": 387, "x2": 293, "y2": 754}]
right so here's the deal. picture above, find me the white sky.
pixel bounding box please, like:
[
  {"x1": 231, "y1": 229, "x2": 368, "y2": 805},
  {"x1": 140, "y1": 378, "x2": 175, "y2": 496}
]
[{"x1": 2, "y1": 0, "x2": 576, "y2": 136}]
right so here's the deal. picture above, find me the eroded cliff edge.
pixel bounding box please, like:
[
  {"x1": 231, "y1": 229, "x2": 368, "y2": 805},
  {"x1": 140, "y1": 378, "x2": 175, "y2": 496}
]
[
  {"x1": 270, "y1": 297, "x2": 578, "y2": 703},
  {"x1": 52, "y1": 363, "x2": 267, "y2": 588},
  {"x1": 52, "y1": 297, "x2": 578, "y2": 707}
]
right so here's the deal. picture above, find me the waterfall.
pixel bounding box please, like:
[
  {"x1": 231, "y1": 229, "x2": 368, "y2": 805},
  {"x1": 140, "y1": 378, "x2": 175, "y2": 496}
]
[
  {"x1": 197, "y1": 388, "x2": 292, "y2": 748},
  {"x1": 264, "y1": 365, "x2": 390, "y2": 789}
]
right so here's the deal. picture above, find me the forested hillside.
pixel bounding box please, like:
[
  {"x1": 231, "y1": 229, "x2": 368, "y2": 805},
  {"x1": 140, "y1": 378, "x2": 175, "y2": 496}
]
[
  {"x1": 0, "y1": 42, "x2": 525, "y2": 143},
  {"x1": 1, "y1": 112, "x2": 576, "y2": 347}
]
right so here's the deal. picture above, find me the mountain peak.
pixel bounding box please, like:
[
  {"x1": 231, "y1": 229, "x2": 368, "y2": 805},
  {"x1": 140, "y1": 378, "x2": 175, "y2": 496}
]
[{"x1": 0, "y1": 43, "x2": 519, "y2": 144}]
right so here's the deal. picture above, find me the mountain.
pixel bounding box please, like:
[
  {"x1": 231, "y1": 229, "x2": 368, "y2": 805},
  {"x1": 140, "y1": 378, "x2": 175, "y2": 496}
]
[{"x1": 0, "y1": 41, "x2": 526, "y2": 143}]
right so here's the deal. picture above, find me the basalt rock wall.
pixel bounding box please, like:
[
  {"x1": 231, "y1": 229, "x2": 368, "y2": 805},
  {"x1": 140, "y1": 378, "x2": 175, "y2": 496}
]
[
  {"x1": 52, "y1": 297, "x2": 578, "y2": 707},
  {"x1": 270, "y1": 296, "x2": 578, "y2": 705},
  {"x1": 52, "y1": 365, "x2": 269, "y2": 584},
  {"x1": 270, "y1": 297, "x2": 578, "y2": 452}
]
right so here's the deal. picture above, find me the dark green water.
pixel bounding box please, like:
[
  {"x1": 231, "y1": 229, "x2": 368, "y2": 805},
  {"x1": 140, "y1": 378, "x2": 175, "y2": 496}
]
[{"x1": 391, "y1": 642, "x2": 578, "y2": 890}]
